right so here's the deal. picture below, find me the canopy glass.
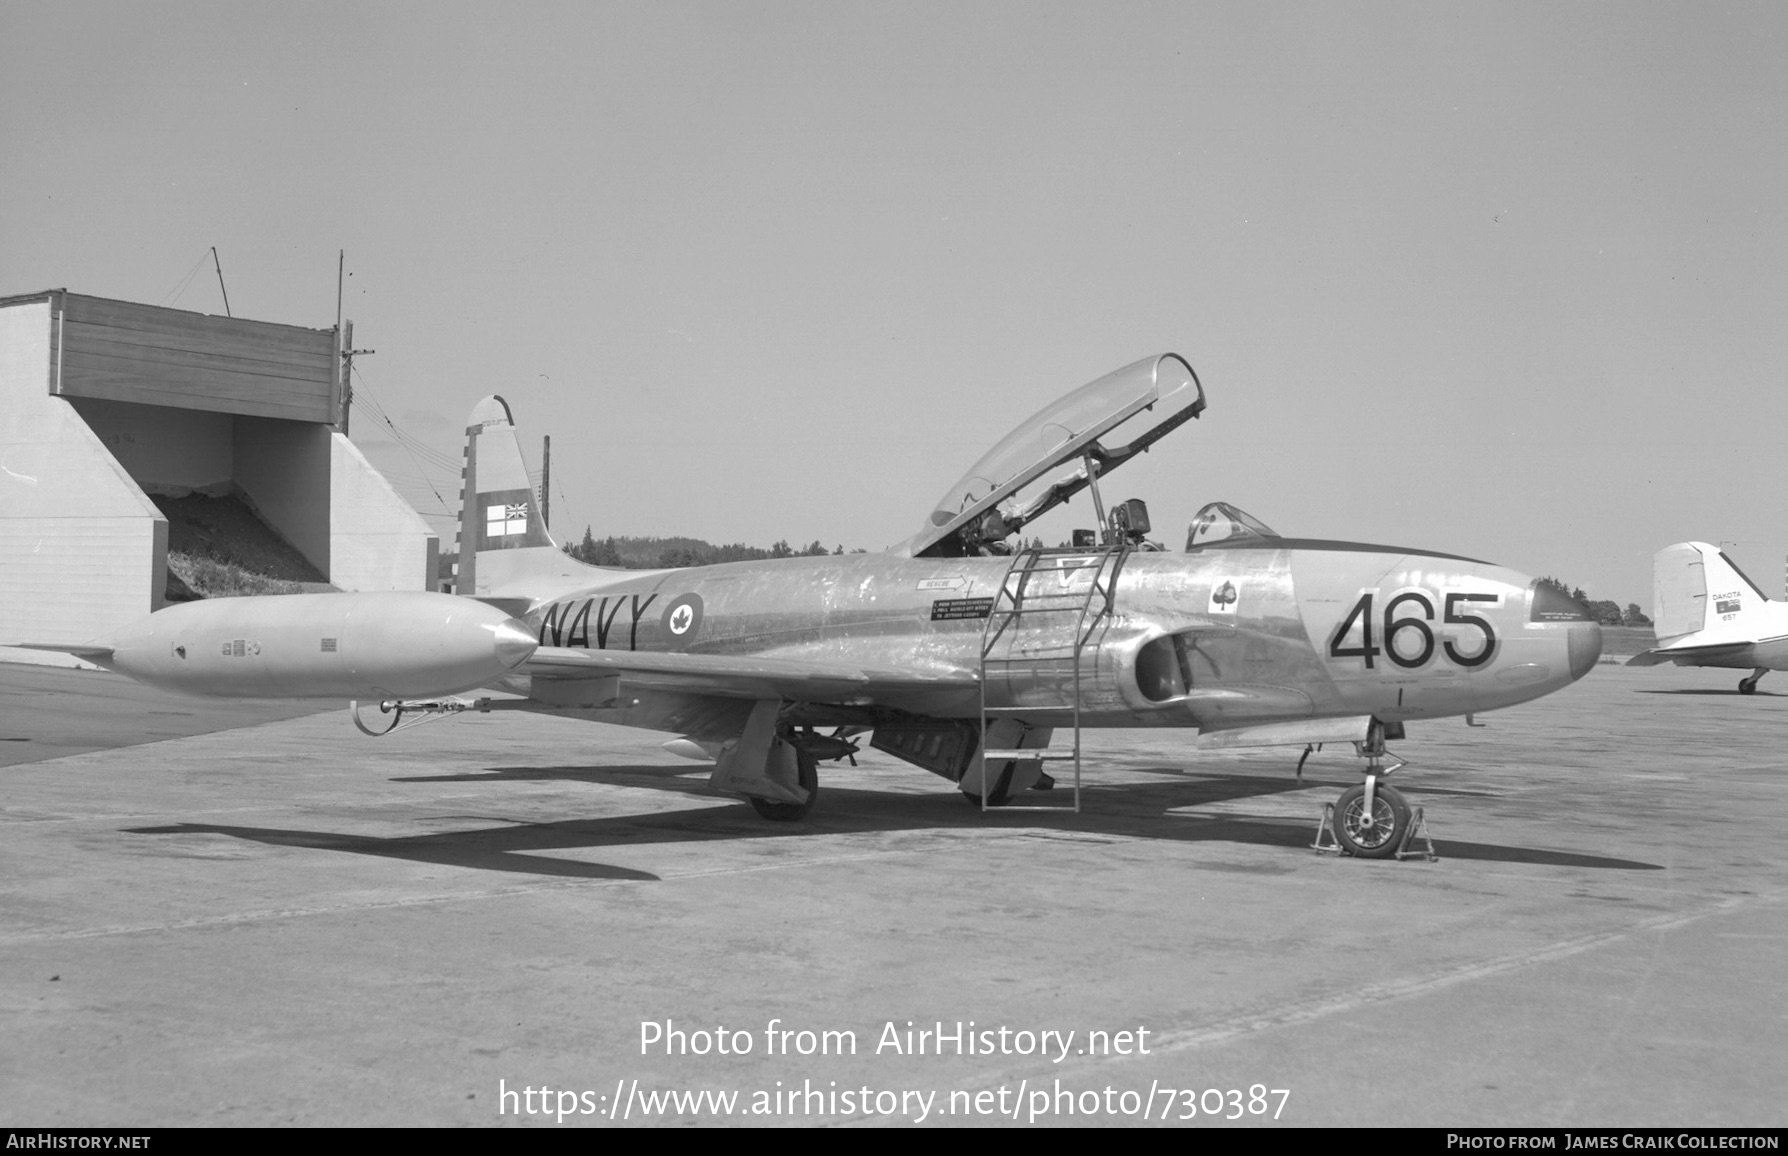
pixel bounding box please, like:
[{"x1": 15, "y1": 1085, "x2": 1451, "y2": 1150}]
[{"x1": 909, "y1": 353, "x2": 1204, "y2": 557}]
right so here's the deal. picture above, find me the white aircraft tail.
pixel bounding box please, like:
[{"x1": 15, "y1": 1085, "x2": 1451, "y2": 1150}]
[
  {"x1": 1652, "y1": 541, "x2": 1770, "y2": 646},
  {"x1": 455, "y1": 396, "x2": 621, "y2": 601}
]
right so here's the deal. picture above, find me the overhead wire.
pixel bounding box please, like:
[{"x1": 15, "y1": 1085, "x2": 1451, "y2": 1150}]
[
  {"x1": 347, "y1": 363, "x2": 457, "y2": 517},
  {"x1": 157, "y1": 250, "x2": 214, "y2": 309},
  {"x1": 348, "y1": 369, "x2": 460, "y2": 475},
  {"x1": 352, "y1": 390, "x2": 460, "y2": 475}
]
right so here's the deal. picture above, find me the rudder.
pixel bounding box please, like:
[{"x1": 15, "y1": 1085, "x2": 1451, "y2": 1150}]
[
  {"x1": 1651, "y1": 543, "x2": 1707, "y2": 644},
  {"x1": 455, "y1": 396, "x2": 613, "y2": 598},
  {"x1": 1653, "y1": 541, "x2": 1768, "y2": 645}
]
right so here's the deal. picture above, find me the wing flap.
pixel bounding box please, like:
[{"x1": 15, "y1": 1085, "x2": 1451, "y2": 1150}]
[{"x1": 1195, "y1": 714, "x2": 1372, "y2": 750}]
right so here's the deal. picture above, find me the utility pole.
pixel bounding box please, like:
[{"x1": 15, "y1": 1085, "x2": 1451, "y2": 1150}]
[
  {"x1": 334, "y1": 251, "x2": 373, "y2": 435},
  {"x1": 336, "y1": 319, "x2": 375, "y2": 436}
]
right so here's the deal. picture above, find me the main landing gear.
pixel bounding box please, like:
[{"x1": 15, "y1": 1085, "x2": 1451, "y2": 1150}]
[
  {"x1": 1313, "y1": 720, "x2": 1435, "y2": 861},
  {"x1": 744, "y1": 727, "x2": 862, "y2": 821},
  {"x1": 749, "y1": 747, "x2": 819, "y2": 822},
  {"x1": 1739, "y1": 667, "x2": 1768, "y2": 695}
]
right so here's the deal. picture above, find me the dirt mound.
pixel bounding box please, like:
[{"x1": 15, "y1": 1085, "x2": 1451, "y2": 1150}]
[{"x1": 150, "y1": 491, "x2": 333, "y2": 599}]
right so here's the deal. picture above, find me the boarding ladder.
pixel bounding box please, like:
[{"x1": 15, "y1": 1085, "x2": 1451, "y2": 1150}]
[{"x1": 976, "y1": 542, "x2": 1128, "y2": 812}]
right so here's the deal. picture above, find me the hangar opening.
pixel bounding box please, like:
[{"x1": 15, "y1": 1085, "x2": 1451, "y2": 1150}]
[{"x1": 0, "y1": 290, "x2": 436, "y2": 663}]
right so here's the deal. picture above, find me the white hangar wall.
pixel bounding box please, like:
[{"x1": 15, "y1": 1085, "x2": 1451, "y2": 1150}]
[
  {"x1": 331, "y1": 433, "x2": 440, "y2": 593},
  {"x1": 0, "y1": 290, "x2": 437, "y2": 665},
  {"x1": 0, "y1": 298, "x2": 169, "y2": 659}
]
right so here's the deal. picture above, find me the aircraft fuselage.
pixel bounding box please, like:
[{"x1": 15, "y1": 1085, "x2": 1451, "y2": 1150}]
[{"x1": 515, "y1": 544, "x2": 1601, "y2": 739}]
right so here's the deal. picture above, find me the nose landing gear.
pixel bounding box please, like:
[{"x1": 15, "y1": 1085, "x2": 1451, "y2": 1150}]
[
  {"x1": 1313, "y1": 720, "x2": 1436, "y2": 861},
  {"x1": 1333, "y1": 780, "x2": 1412, "y2": 857}
]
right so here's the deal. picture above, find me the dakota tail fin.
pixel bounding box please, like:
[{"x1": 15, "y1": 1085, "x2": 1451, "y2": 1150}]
[
  {"x1": 1652, "y1": 541, "x2": 1769, "y2": 646},
  {"x1": 454, "y1": 396, "x2": 614, "y2": 600}
]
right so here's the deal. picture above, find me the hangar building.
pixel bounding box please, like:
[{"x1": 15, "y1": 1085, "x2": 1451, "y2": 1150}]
[{"x1": 0, "y1": 290, "x2": 436, "y2": 663}]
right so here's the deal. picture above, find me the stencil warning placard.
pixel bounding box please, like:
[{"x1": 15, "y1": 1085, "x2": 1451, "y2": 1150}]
[{"x1": 930, "y1": 597, "x2": 994, "y2": 621}]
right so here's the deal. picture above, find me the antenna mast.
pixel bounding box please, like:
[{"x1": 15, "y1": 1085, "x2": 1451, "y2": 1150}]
[
  {"x1": 211, "y1": 247, "x2": 232, "y2": 317},
  {"x1": 540, "y1": 436, "x2": 551, "y2": 529}
]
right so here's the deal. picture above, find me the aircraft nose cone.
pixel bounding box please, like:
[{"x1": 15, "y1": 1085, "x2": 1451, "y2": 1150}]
[
  {"x1": 492, "y1": 618, "x2": 539, "y2": 669},
  {"x1": 1567, "y1": 621, "x2": 1603, "y2": 681}
]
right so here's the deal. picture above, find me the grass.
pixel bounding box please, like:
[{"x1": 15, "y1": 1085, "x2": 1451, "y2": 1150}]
[{"x1": 1597, "y1": 624, "x2": 1657, "y2": 657}]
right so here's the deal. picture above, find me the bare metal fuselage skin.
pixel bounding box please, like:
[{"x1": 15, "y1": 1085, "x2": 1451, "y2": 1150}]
[{"x1": 509, "y1": 544, "x2": 1601, "y2": 743}]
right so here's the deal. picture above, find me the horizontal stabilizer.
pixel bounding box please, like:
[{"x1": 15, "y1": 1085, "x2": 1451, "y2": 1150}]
[{"x1": 1627, "y1": 642, "x2": 1756, "y2": 668}]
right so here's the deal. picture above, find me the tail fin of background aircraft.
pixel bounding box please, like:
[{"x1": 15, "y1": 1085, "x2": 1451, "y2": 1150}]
[
  {"x1": 1652, "y1": 541, "x2": 1769, "y2": 646},
  {"x1": 455, "y1": 396, "x2": 617, "y2": 600}
]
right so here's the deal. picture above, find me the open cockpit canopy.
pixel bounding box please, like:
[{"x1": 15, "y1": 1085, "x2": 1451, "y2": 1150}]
[
  {"x1": 907, "y1": 353, "x2": 1204, "y2": 557},
  {"x1": 1184, "y1": 501, "x2": 1281, "y2": 550}
]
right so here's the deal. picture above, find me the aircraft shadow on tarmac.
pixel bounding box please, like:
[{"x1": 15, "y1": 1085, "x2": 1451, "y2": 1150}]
[
  {"x1": 1636, "y1": 688, "x2": 1783, "y2": 696},
  {"x1": 122, "y1": 762, "x2": 1662, "y2": 878}
]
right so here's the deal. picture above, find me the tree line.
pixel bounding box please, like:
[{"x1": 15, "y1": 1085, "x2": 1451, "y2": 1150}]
[
  {"x1": 564, "y1": 528, "x2": 865, "y2": 569},
  {"x1": 1536, "y1": 576, "x2": 1649, "y2": 627}
]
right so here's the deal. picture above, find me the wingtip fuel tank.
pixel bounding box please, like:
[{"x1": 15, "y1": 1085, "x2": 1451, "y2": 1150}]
[{"x1": 79, "y1": 592, "x2": 538, "y2": 700}]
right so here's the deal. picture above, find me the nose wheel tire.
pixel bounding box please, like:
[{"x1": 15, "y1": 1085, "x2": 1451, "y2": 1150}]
[
  {"x1": 749, "y1": 749, "x2": 819, "y2": 821},
  {"x1": 1333, "y1": 783, "x2": 1412, "y2": 859}
]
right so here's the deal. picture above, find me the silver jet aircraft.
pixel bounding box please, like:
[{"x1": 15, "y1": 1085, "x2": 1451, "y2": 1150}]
[
  {"x1": 19, "y1": 354, "x2": 1602, "y2": 857},
  {"x1": 1627, "y1": 541, "x2": 1788, "y2": 694}
]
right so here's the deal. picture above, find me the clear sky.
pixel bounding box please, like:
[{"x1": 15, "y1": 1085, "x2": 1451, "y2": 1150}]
[{"x1": 4, "y1": 2, "x2": 1784, "y2": 606}]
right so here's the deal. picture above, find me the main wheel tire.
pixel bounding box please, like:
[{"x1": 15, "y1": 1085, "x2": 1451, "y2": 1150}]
[
  {"x1": 962, "y1": 760, "x2": 1017, "y2": 808},
  {"x1": 1739, "y1": 678, "x2": 1758, "y2": 695},
  {"x1": 748, "y1": 748, "x2": 818, "y2": 821},
  {"x1": 1333, "y1": 783, "x2": 1412, "y2": 859}
]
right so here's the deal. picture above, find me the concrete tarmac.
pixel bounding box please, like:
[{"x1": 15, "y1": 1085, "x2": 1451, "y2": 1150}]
[
  {"x1": 0, "y1": 664, "x2": 326, "y2": 768},
  {"x1": 0, "y1": 661, "x2": 1783, "y2": 1127}
]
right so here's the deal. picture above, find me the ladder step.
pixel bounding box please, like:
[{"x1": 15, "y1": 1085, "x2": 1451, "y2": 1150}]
[
  {"x1": 981, "y1": 749, "x2": 1078, "y2": 761},
  {"x1": 1010, "y1": 556, "x2": 1105, "y2": 569}
]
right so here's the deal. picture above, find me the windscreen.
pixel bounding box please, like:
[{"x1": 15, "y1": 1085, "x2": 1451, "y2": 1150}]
[{"x1": 1185, "y1": 502, "x2": 1281, "y2": 549}]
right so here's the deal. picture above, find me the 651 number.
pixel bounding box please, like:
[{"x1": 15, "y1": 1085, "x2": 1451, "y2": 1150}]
[{"x1": 1327, "y1": 591, "x2": 1498, "y2": 670}]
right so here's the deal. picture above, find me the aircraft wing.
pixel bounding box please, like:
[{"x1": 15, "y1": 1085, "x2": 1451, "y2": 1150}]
[
  {"x1": 521, "y1": 646, "x2": 977, "y2": 702},
  {"x1": 10, "y1": 643, "x2": 116, "y2": 661},
  {"x1": 1626, "y1": 642, "x2": 1756, "y2": 667}
]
